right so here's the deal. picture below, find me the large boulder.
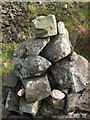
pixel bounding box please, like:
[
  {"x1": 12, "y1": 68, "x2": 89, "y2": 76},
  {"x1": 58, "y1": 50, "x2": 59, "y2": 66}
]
[
  {"x1": 32, "y1": 14, "x2": 57, "y2": 38},
  {"x1": 50, "y1": 55, "x2": 89, "y2": 91},
  {"x1": 21, "y1": 74, "x2": 51, "y2": 103},
  {"x1": 13, "y1": 56, "x2": 51, "y2": 79},
  {"x1": 41, "y1": 34, "x2": 71, "y2": 62}
]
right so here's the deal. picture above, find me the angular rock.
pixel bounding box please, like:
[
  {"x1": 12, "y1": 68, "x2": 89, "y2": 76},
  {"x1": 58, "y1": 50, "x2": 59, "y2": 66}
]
[
  {"x1": 14, "y1": 42, "x2": 26, "y2": 58},
  {"x1": 41, "y1": 34, "x2": 71, "y2": 62},
  {"x1": 39, "y1": 101, "x2": 59, "y2": 117},
  {"x1": 50, "y1": 55, "x2": 89, "y2": 89},
  {"x1": 24, "y1": 38, "x2": 50, "y2": 56},
  {"x1": 17, "y1": 88, "x2": 25, "y2": 97},
  {"x1": 46, "y1": 96, "x2": 65, "y2": 110},
  {"x1": 70, "y1": 29, "x2": 79, "y2": 49},
  {"x1": 13, "y1": 57, "x2": 24, "y2": 78},
  {"x1": 20, "y1": 56, "x2": 51, "y2": 79},
  {"x1": 21, "y1": 75, "x2": 51, "y2": 103},
  {"x1": 5, "y1": 89, "x2": 19, "y2": 112},
  {"x1": 3, "y1": 71, "x2": 19, "y2": 88},
  {"x1": 51, "y1": 89, "x2": 65, "y2": 100},
  {"x1": 67, "y1": 90, "x2": 90, "y2": 112},
  {"x1": 32, "y1": 14, "x2": 57, "y2": 38},
  {"x1": 19, "y1": 98, "x2": 40, "y2": 116}
]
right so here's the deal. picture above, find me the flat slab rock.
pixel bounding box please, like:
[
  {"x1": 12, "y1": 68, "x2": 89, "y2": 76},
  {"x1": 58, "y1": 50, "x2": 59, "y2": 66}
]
[
  {"x1": 13, "y1": 56, "x2": 51, "y2": 79},
  {"x1": 32, "y1": 14, "x2": 57, "y2": 38},
  {"x1": 19, "y1": 98, "x2": 40, "y2": 116},
  {"x1": 21, "y1": 74, "x2": 51, "y2": 103},
  {"x1": 50, "y1": 55, "x2": 89, "y2": 91},
  {"x1": 41, "y1": 34, "x2": 71, "y2": 62},
  {"x1": 3, "y1": 71, "x2": 19, "y2": 88}
]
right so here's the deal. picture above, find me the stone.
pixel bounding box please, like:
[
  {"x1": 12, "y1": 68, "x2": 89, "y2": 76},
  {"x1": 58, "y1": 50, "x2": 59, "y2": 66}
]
[
  {"x1": 46, "y1": 96, "x2": 65, "y2": 110},
  {"x1": 21, "y1": 74, "x2": 51, "y2": 103},
  {"x1": 3, "y1": 71, "x2": 19, "y2": 88},
  {"x1": 19, "y1": 98, "x2": 40, "y2": 116},
  {"x1": 13, "y1": 57, "x2": 24, "y2": 78},
  {"x1": 58, "y1": 21, "x2": 69, "y2": 35},
  {"x1": 67, "y1": 90, "x2": 90, "y2": 112},
  {"x1": 32, "y1": 14, "x2": 57, "y2": 38},
  {"x1": 20, "y1": 56, "x2": 51, "y2": 79},
  {"x1": 50, "y1": 55, "x2": 89, "y2": 89},
  {"x1": 14, "y1": 42, "x2": 26, "y2": 58},
  {"x1": 5, "y1": 89, "x2": 19, "y2": 112},
  {"x1": 70, "y1": 29, "x2": 79, "y2": 50},
  {"x1": 70, "y1": 51, "x2": 78, "y2": 61},
  {"x1": 51, "y1": 89, "x2": 65, "y2": 100},
  {"x1": 39, "y1": 101, "x2": 59, "y2": 117},
  {"x1": 24, "y1": 38, "x2": 50, "y2": 56},
  {"x1": 41, "y1": 34, "x2": 71, "y2": 62},
  {"x1": 17, "y1": 88, "x2": 25, "y2": 97}
]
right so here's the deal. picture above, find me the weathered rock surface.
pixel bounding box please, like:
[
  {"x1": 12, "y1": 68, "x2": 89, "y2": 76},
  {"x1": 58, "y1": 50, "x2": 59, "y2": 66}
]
[
  {"x1": 5, "y1": 89, "x2": 19, "y2": 112},
  {"x1": 17, "y1": 88, "x2": 25, "y2": 97},
  {"x1": 67, "y1": 90, "x2": 90, "y2": 112},
  {"x1": 24, "y1": 38, "x2": 50, "y2": 56},
  {"x1": 50, "y1": 55, "x2": 89, "y2": 90},
  {"x1": 46, "y1": 96, "x2": 65, "y2": 110},
  {"x1": 3, "y1": 71, "x2": 19, "y2": 88},
  {"x1": 41, "y1": 34, "x2": 71, "y2": 62},
  {"x1": 32, "y1": 14, "x2": 57, "y2": 38},
  {"x1": 21, "y1": 75, "x2": 51, "y2": 103},
  {"x1": 19, "y1": 98, "x2": 40, "y2": 116},
  {"x1": 20, "y1": 56, "x2": 51, "y2": 79}
]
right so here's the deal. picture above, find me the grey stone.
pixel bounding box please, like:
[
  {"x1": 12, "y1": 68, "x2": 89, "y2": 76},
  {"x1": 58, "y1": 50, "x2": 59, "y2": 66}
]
[
  {"x1": 21, "y1": 74, "x2": 51, "y2": 103},
  {"x1": 67, "y1": 90, "x2": 90, "y2": 112},
  {"x1": 19, "y1": 98, "x2": 40, "y2": 116},
  {"x1": 39, "y1": 101, "x2": 59, "y2": 117},
  {"x1": 32, "y1": 14, "x2": 57, "y2": 38},
  {"x1": 20, "y1": 56, "x2": 51, "y2": 79},
  {"x1": 13, "y1": 57, "x2": 24, "y2": 78},
  {"x1": 24, "y1": 37, "x2": 50, "y2": 56},
  {"x1": 70, "y1": 29, "x2": 79, "y2": 50},
  {"x1": 14, "y1": 42, "x2": 26, "y2": 58},
  {"x1": 46, "y1": 96, "x2": 65, "y2": 110},
  {"x1": 3, "y1": 71, "x2": 19, "y2": 88},
  {"x1": 50, "y1": 55, "x2": 88, "y2": 90},
  {"x1": 41, "y1": 34, "x2": 71, "y2": 62},
  {"x1": 5, "y1": 89, "x2": 19, "y2": 112}
]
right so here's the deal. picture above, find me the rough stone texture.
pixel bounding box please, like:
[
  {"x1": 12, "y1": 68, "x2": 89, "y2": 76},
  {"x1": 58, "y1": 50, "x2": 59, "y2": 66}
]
[
  {"x1": 20, "y1": 56, "x2": 51, "y2": 79},
  {"x1": 39, "y1": 101, "x2": 59, "y2": 117},
  {"x1": 19, "y1": 98, "x2": 40, "y2": 116},
  {"x1": 5, "y1": 89, "x2": 19, "y2": 112},
  {"x1": 32, "y1": 14, "x2": 57, "y2": 38},
  {"x1": 14, "y1": 43, "x2": 26, "y2": 58},
  {"x1": 41, "y1": 34, "x2": 71, "y2": 62},
  {"x1": 46, "y1": 96, "x2": 65, "y2": 110},
  {"x1": 24, "y1": 38, "x2": 50, "y2": 56},
  {"x1": 21, "y1": 75, "x2": 51, "y2": 103},
  {"x1": 67, "y1": 90, "x2": 90, "y2": 112},
  {"x1": 3, "y1": 71, "x2": 19, "y2": 88},
  {"x1": 50, "y1": 55, "x2": 89, "y2": 90}
]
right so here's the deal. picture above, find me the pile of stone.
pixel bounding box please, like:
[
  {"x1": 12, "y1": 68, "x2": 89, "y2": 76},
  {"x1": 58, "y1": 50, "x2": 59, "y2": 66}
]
[{"x1": 2, "y1": 14, "x2": 90, "y2": 119}]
